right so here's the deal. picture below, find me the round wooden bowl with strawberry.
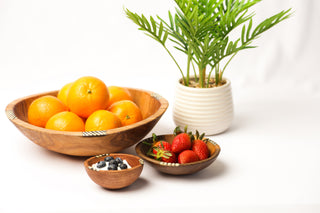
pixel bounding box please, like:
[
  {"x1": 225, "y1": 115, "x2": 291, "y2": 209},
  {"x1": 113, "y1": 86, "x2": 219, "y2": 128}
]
[{"x1": 135, "y1": 127, "x2": 221, "y2": 175}]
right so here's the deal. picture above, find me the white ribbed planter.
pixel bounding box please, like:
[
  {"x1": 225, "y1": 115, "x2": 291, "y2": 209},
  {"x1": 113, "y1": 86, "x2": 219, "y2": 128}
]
[{"x1": 173, "y1": 78, "x2": 234, "y2": 135}]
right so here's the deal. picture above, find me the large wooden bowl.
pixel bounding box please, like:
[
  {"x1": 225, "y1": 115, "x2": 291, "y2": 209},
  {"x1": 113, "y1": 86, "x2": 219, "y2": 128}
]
[
  {"x1": 84, "y1": 153, "x2": 144, "y2": 189},
  {"x1": 135, "y1": 134, "x2": 220, "y2": 175},
  {"x1": 5, "y1": 88, "x2": 168, "y2": 156}
]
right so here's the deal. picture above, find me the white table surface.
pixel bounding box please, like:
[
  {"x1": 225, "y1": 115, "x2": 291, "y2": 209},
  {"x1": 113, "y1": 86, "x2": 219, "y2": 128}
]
[{"x1": 1, "y1": 0, "x2": 320, "y2": 212}]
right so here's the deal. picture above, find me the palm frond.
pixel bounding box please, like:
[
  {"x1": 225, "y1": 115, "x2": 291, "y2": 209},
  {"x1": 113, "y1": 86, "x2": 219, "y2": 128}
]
[
  {"x1": 125, "y1": 8, "x2": 169, "y2": 46},
  {"x1": 125, "y1": 0, "x2": 292, "y2": 87}
]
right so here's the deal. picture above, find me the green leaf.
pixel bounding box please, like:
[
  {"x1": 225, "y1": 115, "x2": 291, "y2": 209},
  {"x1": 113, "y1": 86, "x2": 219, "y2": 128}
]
[
  {"x1": 241, "y1": 24, "x2": 246, "y2": 43},
  {"x1": 159, "y1": 22, "x2": 164, "y2": 38},
  {"x1": 162, "y1": 31, "x2": 169, "y2": 44},
  {"x1": 168, "y1": 11, "x2": 174, "y2": 28},
  {"x1": 150, "y1": 16, "x2": 157, "y2": 33},
  {"x1": 141, "y1": 15, "x2": 150, "y2": 30},
  {"x1": 246, "y1": 18, "x2": 253, "y2": 42}
]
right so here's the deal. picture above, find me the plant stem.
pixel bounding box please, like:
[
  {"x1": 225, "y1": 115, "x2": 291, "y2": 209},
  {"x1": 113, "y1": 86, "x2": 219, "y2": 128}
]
[
  {"x1": 186, "y1": 45, "x2": 193, "y2": 86},
  {"x1": 221, "y1": 52, "x2": 237, "y2": 78},
  {"x1": 187, "y1": 56, "x2": 191, "y2": 86},
  {"x1": 207, "y1": 66, "x2": 215, "y2": 87},
  {"x1": 192, "y1": 61, "x2": 198, "y2": 81},
  {"x1": 163, "y1": 45, "x2": 186, "y2": 85},
  {"x1": 199, "y1": 66, "x2": 206, "y2": 88},
  {"x1": 215, "y1": 64, "x2": 220, "y2": 86}
]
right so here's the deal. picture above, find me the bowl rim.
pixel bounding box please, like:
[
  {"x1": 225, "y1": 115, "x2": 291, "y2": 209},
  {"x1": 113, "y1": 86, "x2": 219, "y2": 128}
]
[
  {"x1": 135, "y1": 134, "x2": 221, "y2": 167},
  {"x1": 5, "y1": 87, "x2": 169, "y2": 137},
  {"x1": 84, "y1": 153, "x2": 144, "y2": 173}
]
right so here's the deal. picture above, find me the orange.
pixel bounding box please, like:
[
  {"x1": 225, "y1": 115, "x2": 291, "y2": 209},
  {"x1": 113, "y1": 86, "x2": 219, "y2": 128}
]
[
  {"x1": 85, "y1": 110, "x2": 122, "y2": 131},
  {"x1": 28, "y1": 95, "x2": 68, "y2": 128},
  {"x1": 67, "y1": 76, "x2": 109, "y2": 118},
  {"x1": 108, "y1": 100, "x2": 143, "y2": 126},
  {"x1": 106, "y1": 86, "x2": 133, "y2": 108},
  {"x1": 57, "y1": 82, "x2": 73, "y2": 107},
  {"x1": 45, "y1": 111, "x2": 85, "y2": 132}
]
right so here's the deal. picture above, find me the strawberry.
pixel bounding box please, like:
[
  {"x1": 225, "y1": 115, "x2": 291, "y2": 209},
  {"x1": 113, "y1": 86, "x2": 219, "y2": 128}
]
[
  {"x1": 151, "y1": 141, "x2": 177, "y2": 162},
  {"x1": 192, "y1": 139, "x2": 209, "y2": 160},
  {"x1": 145, "y1": 135, "x2": 177, "y2": 163},
  {"x1": 151, "y1": 145, "x2": 177, "y2": 163},
  {"x1": 152, "y1": 141, "x2": 172, "y2": 155},
  {"x1": 178, "y1": 150, "x2": 199, "y2": 164},
  {"x1": 161, "y1": 151, "x2": 177, "y2": 163},
  {"x1": 171, "y1": 126, "x2": 193, "y2": 154},
  {"x1": 172, "y1": 133, "x2": 191, "y2": 153}
]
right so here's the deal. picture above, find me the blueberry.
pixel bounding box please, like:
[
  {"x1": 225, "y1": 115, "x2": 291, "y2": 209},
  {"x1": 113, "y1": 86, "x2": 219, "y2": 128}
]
[
  {"x1": 119, "y1": 163, "x2": 127, "y2": 170},
  {"x1": 108, "y1": 163, "x2": 118, "y2": 170},
  {"x1": 115, "y1": 157, "x2": 123, "y2": 164},
  {"x1": 96, "y1": 161, "x2": 106, "y2": 168},
  {"x1": 104, "y1": 156, "x2": 114, "y2": 162},
  {"x1": 109, "y1": 159, "x2": 118, "y2": 166}
]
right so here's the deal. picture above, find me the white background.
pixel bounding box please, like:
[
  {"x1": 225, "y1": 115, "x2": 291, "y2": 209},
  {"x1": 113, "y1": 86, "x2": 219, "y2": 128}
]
[{"x1": 1, "y1": 0, "x2": 320, "y2": 212}]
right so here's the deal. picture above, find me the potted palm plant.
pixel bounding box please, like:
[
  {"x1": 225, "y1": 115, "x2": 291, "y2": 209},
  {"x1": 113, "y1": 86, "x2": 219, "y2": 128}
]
[{"x1": 125, "y1": 0, "x2": 292, "y2": 135}]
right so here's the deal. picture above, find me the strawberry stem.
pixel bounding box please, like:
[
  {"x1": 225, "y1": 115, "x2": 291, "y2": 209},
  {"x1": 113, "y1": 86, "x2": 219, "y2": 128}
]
[
  {"x1": 152, "y1": 133, "x2": 157, "y2": 142},
  {"x1": 174, "y1": 126, "x2": 183, "y2": 136}
]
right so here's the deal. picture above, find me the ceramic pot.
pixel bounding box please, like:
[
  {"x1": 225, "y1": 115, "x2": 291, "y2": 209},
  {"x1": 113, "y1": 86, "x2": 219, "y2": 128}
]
[{"x1": 173, "y1": 78, "x2": 234, "y2": 135}]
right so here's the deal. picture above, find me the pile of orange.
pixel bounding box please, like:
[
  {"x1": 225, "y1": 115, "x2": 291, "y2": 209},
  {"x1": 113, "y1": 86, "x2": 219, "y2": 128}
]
[{"x1": 27, "y1": 76, "x2": 143, "y2": 132}]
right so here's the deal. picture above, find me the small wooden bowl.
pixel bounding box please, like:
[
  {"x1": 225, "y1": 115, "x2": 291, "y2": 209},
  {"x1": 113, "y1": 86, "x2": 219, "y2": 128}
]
[
  {"x1": 84, "y1": 153, "x2": 144, "y2": 189},
  {"x1": 135, "y1": 134, "x2": 220, "y2": 175},
  {"x1": 5, "y1": 88, "x2": 168, "y2": 156}
]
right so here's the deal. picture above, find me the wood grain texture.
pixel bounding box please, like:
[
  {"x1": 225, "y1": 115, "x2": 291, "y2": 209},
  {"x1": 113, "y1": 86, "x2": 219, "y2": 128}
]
[
  {"x1": 84, "y1": 153, "x2": 144, "y2": 189},
  {"x1": 135, "y1": 134, "x2": 220, "y2": 175},
  {"x1": 5, "y1": 88, "x2": 168, "y2": 156}
]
